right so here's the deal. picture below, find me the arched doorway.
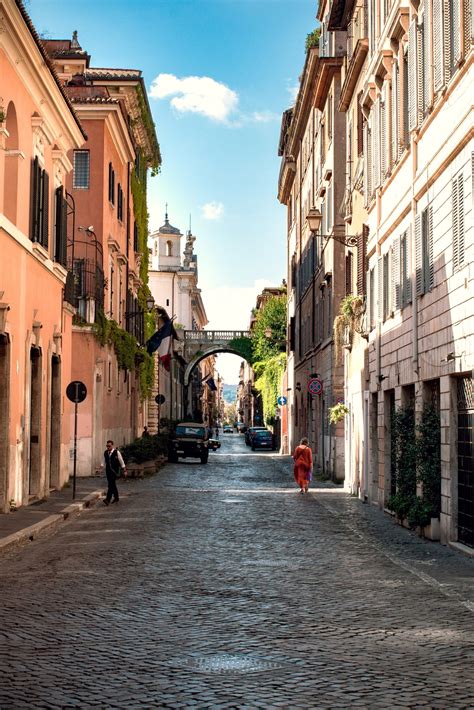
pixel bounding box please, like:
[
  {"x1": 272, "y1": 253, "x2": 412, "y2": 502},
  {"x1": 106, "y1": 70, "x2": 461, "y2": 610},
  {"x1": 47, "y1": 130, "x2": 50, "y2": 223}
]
[{"x1": 3, "y1": 102, "x2": 19, "y2": 226}]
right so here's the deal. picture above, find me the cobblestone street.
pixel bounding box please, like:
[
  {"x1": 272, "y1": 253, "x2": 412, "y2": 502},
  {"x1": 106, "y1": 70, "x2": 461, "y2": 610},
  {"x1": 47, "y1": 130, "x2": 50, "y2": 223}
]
[{"x1": 1, "y1": 434, "x2": 473, "y2": 709}]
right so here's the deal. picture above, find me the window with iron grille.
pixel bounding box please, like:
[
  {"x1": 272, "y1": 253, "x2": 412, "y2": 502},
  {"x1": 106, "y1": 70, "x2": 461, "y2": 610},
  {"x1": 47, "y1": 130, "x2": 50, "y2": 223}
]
[
  {"x1": 108, "y1": 162, "x2": 115, "y2": 205},
  {"x1": 73, "y1": 150, "x2": 90, "y2": 189},
  {"x1": 30, "y1": 156, "x2": 49, "y2": 249}
]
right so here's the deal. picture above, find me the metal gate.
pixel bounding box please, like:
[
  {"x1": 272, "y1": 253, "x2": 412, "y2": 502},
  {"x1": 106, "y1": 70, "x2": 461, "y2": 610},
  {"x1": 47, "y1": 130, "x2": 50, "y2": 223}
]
[{"x1": 457, "y1": 377, "x2": 474, "y2": 547}]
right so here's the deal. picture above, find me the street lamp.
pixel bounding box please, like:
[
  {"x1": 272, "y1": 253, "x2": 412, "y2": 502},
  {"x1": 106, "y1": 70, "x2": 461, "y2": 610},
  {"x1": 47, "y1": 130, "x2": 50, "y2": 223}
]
[
  {"x1": 125, "y1": 294, "x2": 155, "y2": 320},
  {"x1": 306, "y1": 208, "x2": 359, "y2": 247},
  {"x1": 264, "y1": 326, "x2": 286, "y2": 348}
]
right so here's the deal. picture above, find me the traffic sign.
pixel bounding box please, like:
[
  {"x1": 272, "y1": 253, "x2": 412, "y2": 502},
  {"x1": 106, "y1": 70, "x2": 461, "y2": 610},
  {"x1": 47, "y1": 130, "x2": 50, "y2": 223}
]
[
  {"x1": 66, "y1": 380, "x2": 87, "y2": 404},
  {"x1": 155, "y1": 394, "x2": 166, "y2": 405},
  {"x1": 277, "y1": 395, "x2": 287, "y2": 406},
  {"x1": 308, "y1": 377, "x2": 323, "y2": 396}
]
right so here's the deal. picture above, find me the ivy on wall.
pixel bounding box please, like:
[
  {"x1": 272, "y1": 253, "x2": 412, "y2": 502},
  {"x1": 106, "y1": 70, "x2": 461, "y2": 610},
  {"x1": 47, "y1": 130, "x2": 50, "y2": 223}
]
[
  {"x1": 387, "y1": 404, "x2": 441, "y2": 530},
  {"x1": 254, "y1": 353, "x2": 287, "y2": 426}
]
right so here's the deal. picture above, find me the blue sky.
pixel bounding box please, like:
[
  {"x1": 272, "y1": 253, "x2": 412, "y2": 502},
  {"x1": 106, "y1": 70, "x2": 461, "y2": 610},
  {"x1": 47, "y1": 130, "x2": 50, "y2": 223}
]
[{"x1": 29, "y1": 0, "x2": 316, "y2": 381}]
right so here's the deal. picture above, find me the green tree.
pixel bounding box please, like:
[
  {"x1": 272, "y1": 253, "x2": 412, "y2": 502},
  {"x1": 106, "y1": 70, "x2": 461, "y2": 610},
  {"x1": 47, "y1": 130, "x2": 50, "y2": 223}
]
[{"x1": 251, "y1": 294, "x2": 287, "y2": 363}]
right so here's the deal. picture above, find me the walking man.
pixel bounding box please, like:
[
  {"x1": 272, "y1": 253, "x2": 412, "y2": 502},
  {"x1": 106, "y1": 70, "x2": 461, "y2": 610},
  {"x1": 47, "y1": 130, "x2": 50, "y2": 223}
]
[{"x1": 102, "y1": 439, "x2": 126, "y2": 505}]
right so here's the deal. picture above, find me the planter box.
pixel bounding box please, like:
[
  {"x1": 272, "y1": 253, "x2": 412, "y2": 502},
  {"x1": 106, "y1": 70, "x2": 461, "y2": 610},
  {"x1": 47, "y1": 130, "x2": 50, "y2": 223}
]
[
  {"x1": 421, "y1": 517, "x2": 440, "y2": 541},
  {"x1": 126, "y1": 456, "x2": 166, "y2": 479}
]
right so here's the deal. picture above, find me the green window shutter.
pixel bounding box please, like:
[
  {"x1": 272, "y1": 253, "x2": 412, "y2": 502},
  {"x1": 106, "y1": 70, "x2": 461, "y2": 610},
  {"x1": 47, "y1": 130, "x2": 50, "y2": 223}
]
[
  {"x1": 452, "y1": 173, "x2": 465, "y2": 271},
  {"x1": 40, "y1": 170, "x2": 49, "y2": 250},
  {"x1": 30, "y1": 156, "x2": 41, "y2": 242},
  {"x1": 415, "y1": 213, "x2": 424, "y2": 295}
]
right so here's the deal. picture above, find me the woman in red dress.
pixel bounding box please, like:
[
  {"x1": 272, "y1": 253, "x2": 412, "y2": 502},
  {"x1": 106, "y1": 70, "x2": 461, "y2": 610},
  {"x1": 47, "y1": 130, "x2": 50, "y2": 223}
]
[{"x1": 292, "y1": 437, "x2": 313, "y2": 494}]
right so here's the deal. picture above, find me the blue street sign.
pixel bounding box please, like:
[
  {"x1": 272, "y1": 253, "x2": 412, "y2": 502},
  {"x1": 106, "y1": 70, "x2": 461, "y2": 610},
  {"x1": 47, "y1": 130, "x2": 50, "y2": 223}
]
[{"x1": 277, "y1": 396, "x2": 287, "y2": 406}]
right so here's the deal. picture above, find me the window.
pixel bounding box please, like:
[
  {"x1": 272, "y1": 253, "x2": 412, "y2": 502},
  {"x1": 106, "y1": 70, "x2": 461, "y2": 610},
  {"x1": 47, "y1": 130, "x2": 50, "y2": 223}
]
[
  {"x1": 30, "y1": 156, "x2": 49, "y2": 248},
  {"x1": 357, "y1": 226, "x2": 368, "y2": 295},
  {"x1": 452, "y1": 173, "x2": 465, "y2": 271},
  {"x1": 357, "y1": 94, "x2": 364, "y2": 156},
  {"x1": 54, "y1": 186, "x2": 68, "y2": 267},
  {"x1": 415, "y1": 206, "x2": 434, "y2": 295},
  {"x1": 117, "y1": 184, "x2": 123, "y2": 221},
  {"x1": 133, "y1": 222, "x2": 139, "y2": 252},
  {"x1": 108, "y1": 162, "x2": 115, "y2": 205},
  {"x1": 383, "y1": 252, "x2": 390, "y2": 321},
  {"x1": 345, "y1": 252, "x2": 353, "y2": 296},
  {"x1": 400, "y1": 230, "x2": 412, "y2": 307},
  {"x1": 166, "y1": 240, "x2": 173, "y2": 257},
  {"x1": 369, "y1": 267, "x2": 375, "y2": 329},
  {"x1": 73, "y1": 150, "x2": 90, "y2": 189}
]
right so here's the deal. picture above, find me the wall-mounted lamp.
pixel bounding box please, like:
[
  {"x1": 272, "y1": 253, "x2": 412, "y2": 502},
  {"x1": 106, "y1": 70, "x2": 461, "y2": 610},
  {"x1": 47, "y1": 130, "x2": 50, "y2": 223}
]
[{"x1": 306, "y1": 208, "x2": 359, "y2": 247}]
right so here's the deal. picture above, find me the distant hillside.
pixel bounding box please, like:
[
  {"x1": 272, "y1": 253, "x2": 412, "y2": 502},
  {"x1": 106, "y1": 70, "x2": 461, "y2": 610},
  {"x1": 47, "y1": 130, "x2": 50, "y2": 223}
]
[{"x1": 222, "y1": 384, "x2": 237, "y2": 404}]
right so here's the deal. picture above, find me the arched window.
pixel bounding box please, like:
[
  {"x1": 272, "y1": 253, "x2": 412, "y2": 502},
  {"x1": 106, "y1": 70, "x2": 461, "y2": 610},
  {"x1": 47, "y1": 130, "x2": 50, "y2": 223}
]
[
  {"x1": 3, "y1": 102, "x2": 19, "y2": 225},
  {"x1": 166, "y1": 240, "x2": 173, "y2": 257}
]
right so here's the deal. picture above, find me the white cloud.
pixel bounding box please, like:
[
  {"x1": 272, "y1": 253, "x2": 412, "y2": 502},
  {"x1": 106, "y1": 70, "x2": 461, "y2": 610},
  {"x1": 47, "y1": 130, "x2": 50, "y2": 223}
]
[
  {"x1": 287, "y1": 82, "x2": 299, "y2": 104},
  {"x1": 251, "y1": 110, "x2": 279, "y2": 123},
  {"x1": 149, "y1": 73, "x2": 238, "y2": 122},
  {"x1": 201, "y1": 201, "x2": 224, "y2": 220}
]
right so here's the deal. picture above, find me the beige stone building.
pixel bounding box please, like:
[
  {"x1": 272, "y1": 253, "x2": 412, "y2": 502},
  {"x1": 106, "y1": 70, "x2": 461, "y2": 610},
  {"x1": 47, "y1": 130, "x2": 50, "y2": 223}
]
[{"x1": 278, "y1": 38, "x2": 346, "y2": 480}]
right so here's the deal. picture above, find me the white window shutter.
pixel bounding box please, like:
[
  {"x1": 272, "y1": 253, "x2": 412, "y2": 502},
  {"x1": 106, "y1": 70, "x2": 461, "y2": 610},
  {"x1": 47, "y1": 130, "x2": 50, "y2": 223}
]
[
  {"x1": 392, "y1": 237, "x2": 401, "y2": 310},
  {"x1": 427, "y1": 205, "x2": 434, "y2": 290},
  {"x1": 463, "y1": 0, "x2": 473, "y2": 57},
  {"x1": 377, "y1": 256, "x2": 383, "y2": 321},
  {"x1": 433, "y1": 0, "x2": 444, "y2": 91},
  {"x1": 417, "y1": 20, "x2": 425, "y2": 123},
  {"x1": 374, "y1": 99, "x2": 380, "y2": 188},
  {"x1": 422, "y1": 10, "x2": 431, "y2": 115},
  {"x1": 381, "y1": 88, "x2": 387, "y2": 179},
  {"x1": 408, "y1": 20, "x2": 418, "y2": 131},
  {"x1": 404, "y1": 228, "x2": 413, "y2": 305},
  {"x1": 453, "y1": 0, "x2": 462, "y2": 65},
  {"x1": 452, "y1": 175, "x2": 460, "y2": 271},
  {"x1": 367, "y1": 117, "x2": 373, "y2": 198},
  {"x1": 391, "y1": 65, "x2": 399, "y2": 164},
  {"x1": 443, "y1": 0, "x2": 453, "y2": 82},
  {"x1": 415, "y1": 213, "x2": 424, "y2": 295},
  {"x1": 363, "y1": 121, "x2": 368, "y2": 205}
]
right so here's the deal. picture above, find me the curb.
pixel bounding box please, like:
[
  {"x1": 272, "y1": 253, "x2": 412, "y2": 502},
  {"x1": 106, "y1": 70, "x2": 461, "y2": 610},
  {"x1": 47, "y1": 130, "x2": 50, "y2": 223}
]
[{"x1": 0, "y1": 489, "x2": 103, "y2": 556}]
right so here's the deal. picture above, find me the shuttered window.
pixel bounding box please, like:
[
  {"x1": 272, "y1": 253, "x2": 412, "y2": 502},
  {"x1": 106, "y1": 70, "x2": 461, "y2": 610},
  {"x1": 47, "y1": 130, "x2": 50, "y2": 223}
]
[
  {"x1": 408, "y1": 20, "x2": 418, "y2": 132},
  {"x1": 463, "y1": 0, "x2": 473, "y2": 57},
  {"x1": 73, "y1": 150, "x2": 90, "y2": 189},
  {"x1": 392, "y1": 237, "x2": 401, "y2": 310},
  {"x1": 380, "y1": 88, "x2": 387, "y2": 181},
  {"x1": 383, "y1": 252, "x2": 390, "y2": 321},
  {"x1": 402, "y1": 50, "x2": 409, "y2": 146},
  {"x1": 369, "y1": 266, "x2": 375, "y2": 329},
  {"x1": 452, "y1": 173, "x2": 465, "y2": 271},
  {"x1": 357, "y1": 225, "x2": 368, "y2": 295},
  {"x1": 401, "y1": 229, "x2": 412, "y2": 306},
  {"x1": 373, "y1": 99, "x2": 380, "y2": 188},
  {"x1": 391, "y1": 62, "x2": 400, "y2": 163},
  {"x1": 422, "y1": 5, "x2": 431, "y2": 114},
  {"x1": 345, "y1": 251, "x2": 353, "y2": 296},
  {"x1": 30, "y1": 156, "x2": 49, "y2": 249},
  {"x1": 357, "y1": 93, "x2": 364, "y2": 156},
  {"x1": 54, "y1": 186, "x2": 68, "y2": 268},
  {"x1": 377, "y1": 256, "x2": 383, "y2": 322},
  {"x1": 415, "y1": 206, "x2": 434, "y2": 295},
  {"x1": 433, "y1": 0, "x2": 444, "y2": 90}
]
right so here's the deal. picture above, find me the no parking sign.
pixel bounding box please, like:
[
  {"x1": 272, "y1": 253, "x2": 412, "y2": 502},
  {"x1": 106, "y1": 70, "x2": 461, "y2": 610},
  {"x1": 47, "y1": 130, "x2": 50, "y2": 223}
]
[{"x1": 308, "y1": 377, "x2": 323, "y2": 396}]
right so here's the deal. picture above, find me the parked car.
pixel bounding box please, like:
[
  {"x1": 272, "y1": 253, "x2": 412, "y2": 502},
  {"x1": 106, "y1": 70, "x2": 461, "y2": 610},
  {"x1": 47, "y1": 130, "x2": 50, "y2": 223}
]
[
  {"x1": 251, "y1": 429, "x2": 275, "y2": 451},
  {"x1": 223, "y1": 425, "x2": 233, "y2": 433},
  {"x1": 245, "y1": 426, "x2": 267, "y2": 446},
  {"x1": 168, "y1": 422, "x2": 209, "y2": 463},
  {"x1": 208, "y1": 438, "x2": 221, "y2": 451}
]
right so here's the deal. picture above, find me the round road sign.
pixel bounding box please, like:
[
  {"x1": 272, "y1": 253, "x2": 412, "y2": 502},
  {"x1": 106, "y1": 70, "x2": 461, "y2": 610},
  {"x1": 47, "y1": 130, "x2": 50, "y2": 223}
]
[
  {"x1": 277, "y1": 396, "x2": 287, "y2": 406},
  {"x1": 66, "y1": 380, "x2": 87, "y2": 404},
  {"x1": 308, "y1": 377, "x2": 323, "y2": 396},
  {"x1": 155, "y1": 394, "x2": 166, "y2": 405}
]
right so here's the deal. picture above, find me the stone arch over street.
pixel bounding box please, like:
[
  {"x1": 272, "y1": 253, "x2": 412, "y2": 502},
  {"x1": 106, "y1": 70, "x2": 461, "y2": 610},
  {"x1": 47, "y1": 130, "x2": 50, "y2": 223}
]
[
  {"x1": 184, "y1": 345, "x2": 251, "y2": 387},
  {"x1": 182, "y1": 330, "x2": 252, "y2": 387}
]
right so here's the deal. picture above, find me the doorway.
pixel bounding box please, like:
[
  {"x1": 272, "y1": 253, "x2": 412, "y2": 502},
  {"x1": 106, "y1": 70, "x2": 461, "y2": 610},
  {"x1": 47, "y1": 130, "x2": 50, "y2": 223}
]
[
  {"x1": 49, "y1": 355, "x2": 61, "y2": 490},
  {"x1": 0, "y1": 334, "x2": 10, "y2": 511},
  {"x1": 29, "y1": 347, "x2": 42, "y2": 497},
  {"x1": 457, "y1": 377, "x2": 473, "y2": 547}
]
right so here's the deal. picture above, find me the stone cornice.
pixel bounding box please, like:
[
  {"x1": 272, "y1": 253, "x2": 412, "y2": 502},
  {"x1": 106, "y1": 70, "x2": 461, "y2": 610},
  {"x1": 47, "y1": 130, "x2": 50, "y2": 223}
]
[{"x1": 339, "y1": 39, "x2": 369, "y2": 111}]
